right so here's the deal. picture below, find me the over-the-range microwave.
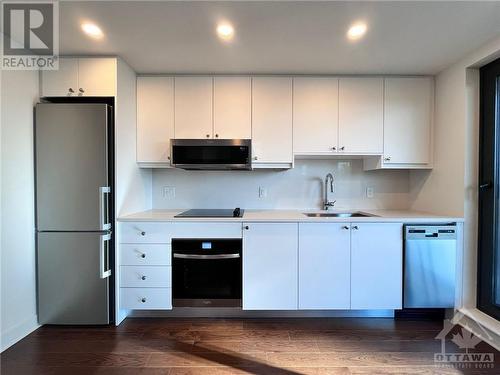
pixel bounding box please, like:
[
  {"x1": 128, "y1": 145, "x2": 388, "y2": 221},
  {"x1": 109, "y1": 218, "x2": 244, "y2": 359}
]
[{"x1": 170, "y1": 139, "x2": 252, "y2": 170}]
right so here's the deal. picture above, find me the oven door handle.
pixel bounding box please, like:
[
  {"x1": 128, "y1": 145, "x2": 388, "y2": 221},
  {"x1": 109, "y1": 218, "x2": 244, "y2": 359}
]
[{"x1": 173, "y1": 253, "x2": 240, "y2": 260}]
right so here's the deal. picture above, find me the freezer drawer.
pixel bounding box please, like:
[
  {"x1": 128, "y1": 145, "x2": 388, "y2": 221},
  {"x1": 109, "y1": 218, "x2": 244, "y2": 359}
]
[
  {"x1": 37, "y1": 232, "x2": 110, "y2": 324},
  {"x1": 404, "y1": 225, "x2": 457, "y2": 308}
]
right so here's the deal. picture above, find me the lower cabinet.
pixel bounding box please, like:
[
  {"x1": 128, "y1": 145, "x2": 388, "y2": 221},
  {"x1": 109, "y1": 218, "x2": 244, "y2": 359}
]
[
  {"x1": 119, "y1": 220, "x2": 403, "y2": 312},
  {"x1": 350, "y1": 223, "x2": 403, "y2": 309},
  {"x1": 298, "y1": 223, "x2": 351, "y2": 309},
  {"x1": 242, "y1": 222, "x2": 298, "y2": 310},
  {"x1": 119, "y1": 222, "x2": 173, "y2": 310},
  {"x1": 120, "y1": 288, "x2": 172, "y2": 310}
]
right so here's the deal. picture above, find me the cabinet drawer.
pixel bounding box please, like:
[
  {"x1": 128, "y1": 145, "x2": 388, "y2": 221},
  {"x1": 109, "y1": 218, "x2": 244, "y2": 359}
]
[
  {"x1": 120, "y1": 244, "x2": 171, "y2": 266},
  {"x1": 120, "y1": 288, "x2": 172, "y2": 310},
  {"x1": 120, "y1": 266, "x2": 171, "y2": 288},
  {"x1": 171, "y1": 222, "x2": 242, "y2": 238},
  {"x1": 120, "y1": 222, "x2": 173, "y2": 243}
]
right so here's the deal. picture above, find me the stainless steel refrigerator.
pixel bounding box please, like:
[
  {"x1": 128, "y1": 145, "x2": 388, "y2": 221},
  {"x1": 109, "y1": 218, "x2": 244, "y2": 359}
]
[{"x1": 35, "y1": 103, "x2": 113, "y2": 324}]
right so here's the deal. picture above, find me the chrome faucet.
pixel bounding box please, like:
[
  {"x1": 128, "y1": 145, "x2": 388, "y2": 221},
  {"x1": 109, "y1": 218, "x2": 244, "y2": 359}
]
[{"x1": 324, "y1": 173, "x2": 336, "y2": 210}]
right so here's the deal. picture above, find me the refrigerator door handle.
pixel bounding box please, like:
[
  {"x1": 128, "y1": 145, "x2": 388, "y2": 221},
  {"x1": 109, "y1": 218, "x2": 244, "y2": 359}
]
[
  {"x1": 99, "y1": 186, "x2": 111, "y2": 231},
  {"x1": 100, "y1": 233, "x2": 112, "y2": 279}
]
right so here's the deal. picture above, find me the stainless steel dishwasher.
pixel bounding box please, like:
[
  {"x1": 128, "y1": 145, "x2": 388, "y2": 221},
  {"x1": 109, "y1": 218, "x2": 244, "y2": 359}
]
[{"x1": 404, "y1": 224, "x2": 457, "y2": 308}]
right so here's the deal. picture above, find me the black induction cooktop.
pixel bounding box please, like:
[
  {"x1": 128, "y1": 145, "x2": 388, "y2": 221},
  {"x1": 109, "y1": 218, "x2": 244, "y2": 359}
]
[{"x1": 174, "y1": 208, "x2": 244, "y2": 218}]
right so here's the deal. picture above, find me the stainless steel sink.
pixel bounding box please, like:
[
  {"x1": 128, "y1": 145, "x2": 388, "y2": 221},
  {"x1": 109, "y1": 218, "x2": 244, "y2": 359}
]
[{"x1": 303, "y1": 212, "x2": 376, "y2": 218}]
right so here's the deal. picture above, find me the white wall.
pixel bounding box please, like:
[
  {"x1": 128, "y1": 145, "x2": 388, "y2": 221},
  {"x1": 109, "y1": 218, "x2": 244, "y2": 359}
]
[
  {"x1": 409, "y1": 35, "x2": 500, "y2": 344},
  {"x1": 1, "y1": 70, "x2": 40, "y2": 351},
  {"x1": 115, "y1": 58, "x2": 152, "y2": 217},
  {"x1": 152, "y1": 159, "x2": 410, "y2": 210},
  {"x1": 115, "y1": 58, "x2": 152, "y2": 324},
  {"x1": 409, "y1": 64, "x2": 466, "y2": 217}
]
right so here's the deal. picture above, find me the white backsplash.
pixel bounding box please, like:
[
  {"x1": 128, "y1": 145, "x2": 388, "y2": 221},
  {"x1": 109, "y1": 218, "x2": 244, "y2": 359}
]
[{"x1": 152, "y1": 159, "x2": 410, "y2": 210}]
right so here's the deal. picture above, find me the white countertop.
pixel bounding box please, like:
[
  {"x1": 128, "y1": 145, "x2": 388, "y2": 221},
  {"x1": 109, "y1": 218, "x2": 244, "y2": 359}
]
[{"x1": 118, "y1": 209, "x2": 463, "y2": 223}]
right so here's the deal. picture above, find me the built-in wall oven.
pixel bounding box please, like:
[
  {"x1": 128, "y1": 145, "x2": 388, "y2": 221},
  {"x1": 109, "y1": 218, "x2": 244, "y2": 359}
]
[{"x1": 172, "y1": 239, "x2": 242, "y2": 307}]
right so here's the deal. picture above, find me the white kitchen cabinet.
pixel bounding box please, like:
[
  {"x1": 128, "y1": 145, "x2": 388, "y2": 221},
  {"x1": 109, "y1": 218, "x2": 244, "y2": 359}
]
[
  {"x1": 338, "y1": 77, "x2": 383, "y2": 154},
  {"x1": 120, "y1": 222, "x2": 173, "y2": 244},
  {"x1": 243, "y1": 223, "x2": 298, "y2": 310},
  {"x1": 174, "y1": 77, "x2": 213, "y2": 139},
  {"x1": 120, "y1": 288, "x2": 172, "y2": 310},
  {"x1": 120, "y1": 265, "x2": 172, "y2": 288},
  {"x1": 293, "y1": 77, "x2": 339, "y2": 155},
  {"x1": 214, "y1": 77, "x2": 252, "y2": 139},
  {"x1": 298, "y1": 223, "x2": 350, "y2": 309},
  {"x1": 383, "y1": 77, "x2": 433, "y2": 165},
  {"x1": 40, "y1": 58, "x2": 79, "y2": 97},
  {"x1": 41, "y1": 57, "x2": 116, "y2": 97},
  {"x1": 251, "y1": 77, "x2": 293, "y2": 168},
  {"x1": 351, "y1": 223, "x2": 403, "y2": 309},
  {"x1": 136, "y1": 77, "x2": 174, "y2": 166},
  {"x1": 120, "y1": 244, "x2": 171, "y2": 266},
  {"x1": 77, "y1": 58, "x2": 116, "y2": 96}
]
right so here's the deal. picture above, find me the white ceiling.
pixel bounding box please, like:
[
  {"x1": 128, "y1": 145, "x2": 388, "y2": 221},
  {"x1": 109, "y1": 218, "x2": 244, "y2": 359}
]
[{"x1": 60, "y1": 1, "x2": 500, "y2": 75}]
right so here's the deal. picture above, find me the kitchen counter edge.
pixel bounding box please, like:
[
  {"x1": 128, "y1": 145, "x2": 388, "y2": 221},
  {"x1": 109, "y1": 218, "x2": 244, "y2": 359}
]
[{"x1": 118, "y1": 209, "x2": 464, "y2": 224}]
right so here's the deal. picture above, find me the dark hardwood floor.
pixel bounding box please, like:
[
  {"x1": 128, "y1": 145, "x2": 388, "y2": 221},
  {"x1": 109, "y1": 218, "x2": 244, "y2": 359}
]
[{"x1": 1, "y1": 318, "x2": 498, "y2": 374}]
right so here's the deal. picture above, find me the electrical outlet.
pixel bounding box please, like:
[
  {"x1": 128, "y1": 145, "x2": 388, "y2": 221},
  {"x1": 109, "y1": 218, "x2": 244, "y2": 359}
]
[
  {"x1": 366, "y1": 187, "x2": 374, "y2": 199},
  {"x1": 162, "y1": 186, "x2": 176, "y2": 199},
  {"x1": 258, "y1": 186, "x2": 267, "y2": 199}
]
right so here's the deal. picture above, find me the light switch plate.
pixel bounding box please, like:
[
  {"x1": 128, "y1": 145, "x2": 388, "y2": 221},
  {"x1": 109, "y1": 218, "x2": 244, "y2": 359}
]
[
  {"x1": 162, "y1": 186, "x2": 176, "y2": 199},
  {"x1": 259, "y1": 186, "x2": 267, "y2": 199},
  {"x1": 366, "y1": 187, "x2": 374, "y2": 199}
]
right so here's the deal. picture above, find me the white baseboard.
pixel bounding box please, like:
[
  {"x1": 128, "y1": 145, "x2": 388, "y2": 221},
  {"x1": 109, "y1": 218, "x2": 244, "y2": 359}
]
[
  {"x1": 458, "y1": 308, "x2": 500, "y2": 351},
  {"x1": 1, "y1": 315, "x2": 40, "y2": 353}
]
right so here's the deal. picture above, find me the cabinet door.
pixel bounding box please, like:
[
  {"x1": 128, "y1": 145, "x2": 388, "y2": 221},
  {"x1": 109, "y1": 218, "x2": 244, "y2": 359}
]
[
  {"x1": 384, "y1": 77, "x2": 433, "y2": 164},
  {"x1": 174, "y1": 77, "x2": 213, "y2": 139},
  {"x1": 41, "y1": 58, "x2": 78, "y2": 97},
  {"x1": 299, "y1": 223, "x2": 350, "y2": 309},
  {"x1": 78, "y1": 58, "x2": 116, "y2": 96},
  {"x1": 214, "y1": 77, "x2": 251, "y2": 139},
  {"x1": 293, "y1": 77, "x2": 339, "y2": 154},
  {"x1": 338, "y1": 78, "x2": 383, "y2": 154},
  {"x1": 351, "y1": 223, "x2": 402, "y2": 309},
  {"x1": 243, "y1": 223, "x2": 298, "y2": 310},
  {"x1": 137, "y1": 77, "x2": 174, "y2": 164},
  {"x1": 252, "y1": 77, "x2": 293, "y2": 164}
]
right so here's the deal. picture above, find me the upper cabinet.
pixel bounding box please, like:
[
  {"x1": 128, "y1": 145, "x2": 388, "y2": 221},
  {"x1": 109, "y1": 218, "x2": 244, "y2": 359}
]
[
  {"x1": 77, "y1": 58, "x2": 117, "y2": 96},
  {"x1": 293, "y1": 77, "x2": 339, "y2": 155},
  {"x1": 338, "y1": 77, "x2": 384, "y2": 154},
  {"x1": 383, "y1": 77, "x2": 433, "y2": 165},
  {"x1": 137, "y1": 77, "x2": 174, "y2": 167},
  {"x1": 41, "y1": 57, "x2": 116, "y2": 97},
  {"x1": 213, "y1": 77, "x2": 252, "y2": 139},
  {"x1": 134, "y1": 74, "x2": 434, "y2": 170},
  {"x1": 174, "y1": 77, "x2": 213, "y2": 139},
  {"x1": 252, "y1": 77, "x2": 293, "y2": 168},
  {"x1": 40, "y1": 58, "x2": 78, "y2": 97}
]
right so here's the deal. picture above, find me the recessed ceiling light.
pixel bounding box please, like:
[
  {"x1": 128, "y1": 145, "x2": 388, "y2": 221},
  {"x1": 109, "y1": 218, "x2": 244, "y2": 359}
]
[
  {"x1": 216, "y1": 22, "x2": 234, "y2": 41},
  {"x1": 347, "y1": 22, "x2": 367, "y2": 41},
  {"x1": 81, "y1": 22, "x2": 104, "y2": 39}
]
